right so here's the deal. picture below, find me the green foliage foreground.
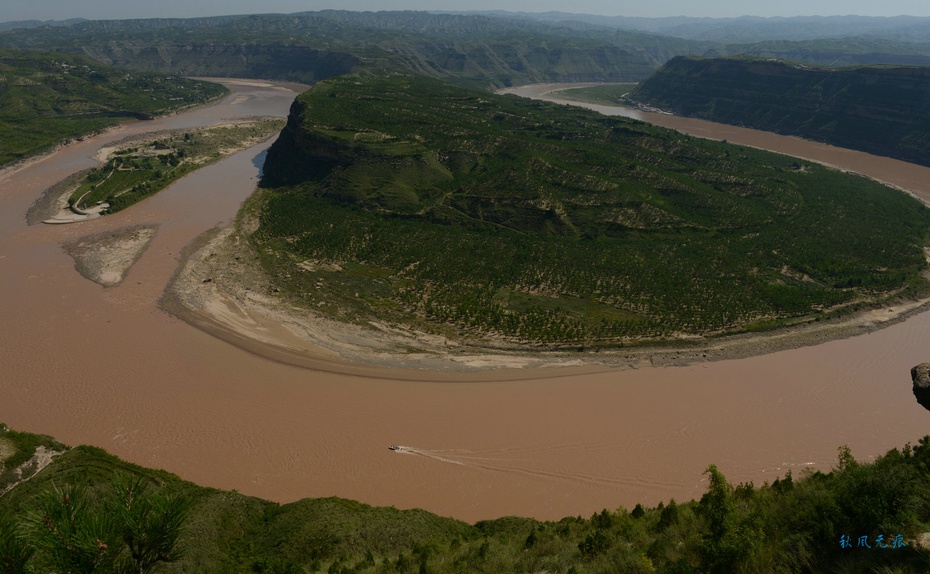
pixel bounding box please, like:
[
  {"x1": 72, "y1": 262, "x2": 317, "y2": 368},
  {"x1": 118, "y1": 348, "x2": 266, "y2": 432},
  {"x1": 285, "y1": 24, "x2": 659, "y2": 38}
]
[
  {"x1": 256, "y1": 75, "x2": 930, "y2": 347},
  {"x1": 1, "y1": 423, "x2": 929, "y2": 573}
]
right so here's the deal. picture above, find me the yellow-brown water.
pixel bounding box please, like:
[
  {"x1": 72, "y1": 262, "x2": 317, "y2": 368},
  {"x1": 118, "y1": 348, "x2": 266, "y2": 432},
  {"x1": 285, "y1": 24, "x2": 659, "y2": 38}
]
[{"x1": 1, "y1": 81, "x2": 929, "y2": 522}]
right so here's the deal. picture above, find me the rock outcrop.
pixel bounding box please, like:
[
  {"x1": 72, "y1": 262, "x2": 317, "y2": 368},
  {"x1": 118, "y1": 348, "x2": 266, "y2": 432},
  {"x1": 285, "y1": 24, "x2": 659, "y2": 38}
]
[{"x1": 911, "y1": 363, "x2": 930, "y2": 411}]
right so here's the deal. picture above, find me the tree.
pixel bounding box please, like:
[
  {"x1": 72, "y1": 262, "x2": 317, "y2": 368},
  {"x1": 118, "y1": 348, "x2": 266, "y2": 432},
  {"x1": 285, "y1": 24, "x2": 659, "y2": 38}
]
[
  {"x1": 24, "y1": 476, "x2": 191, "y2": 574},
  {"x1": 27, "y1": 483, "x2": 121, "y2": 573},
  {"x1": 0, "y1": 515, "x2": 34, "y2": 574},
  {"x1": 699, "y1": 465, "x2": 765, "y2": 573},
  {"x1": 110, "y1": 476, "x2": 191, "y2": 574},
  {"x1": 699, "y1": 465, "x2": 741, "y2": 573}
]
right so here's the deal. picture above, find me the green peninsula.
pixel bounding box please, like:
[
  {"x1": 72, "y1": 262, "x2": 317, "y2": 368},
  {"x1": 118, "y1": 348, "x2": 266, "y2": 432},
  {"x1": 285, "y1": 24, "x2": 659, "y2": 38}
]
[{"x1": 253, "y1": 75, "x2": 930, "y2": 348}]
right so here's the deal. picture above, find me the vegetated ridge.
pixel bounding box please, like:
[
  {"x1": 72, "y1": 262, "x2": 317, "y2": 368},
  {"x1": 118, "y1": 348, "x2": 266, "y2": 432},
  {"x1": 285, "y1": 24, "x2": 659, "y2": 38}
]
[
  {"x1": 1, "y1": 422, "x2": 928, "y2": 572},
  {"x1": 255, "y1": 74, "x2": 930, "y2": 348},
  {"x1": 631, "y1": 56, "x2": 930, "y2": 168},
  {"x1": 0, "y1": 48, "x2": 227, "y2": 168}
]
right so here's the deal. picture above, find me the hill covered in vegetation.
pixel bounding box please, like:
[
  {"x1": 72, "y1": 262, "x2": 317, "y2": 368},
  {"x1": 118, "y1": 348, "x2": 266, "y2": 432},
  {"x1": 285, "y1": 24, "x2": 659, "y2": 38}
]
[
  {"x1": 0, "y1": 49, "x2": 227, "y2": 167},
  {"x1": 631, "y1": 56, "x2": 930, "y2": 168},
  {"x1": 253, "y1": 74, "x2": 930, "y2": 348},
  {"x1": 2, "y1": 422, "x2": 929, "y2": 572}
]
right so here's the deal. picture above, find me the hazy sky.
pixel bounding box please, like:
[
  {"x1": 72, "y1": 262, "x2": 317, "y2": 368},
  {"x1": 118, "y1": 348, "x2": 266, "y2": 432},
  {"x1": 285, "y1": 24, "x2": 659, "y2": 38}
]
[{"x1": 5, "y1": 0, "x2": 930, "y2": 22}]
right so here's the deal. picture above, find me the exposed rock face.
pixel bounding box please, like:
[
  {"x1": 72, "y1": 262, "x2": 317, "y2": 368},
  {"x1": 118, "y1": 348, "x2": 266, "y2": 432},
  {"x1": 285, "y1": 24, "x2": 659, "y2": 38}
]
[{"x1": 911, "y1": 363, "x2": 930, "y2": 411}]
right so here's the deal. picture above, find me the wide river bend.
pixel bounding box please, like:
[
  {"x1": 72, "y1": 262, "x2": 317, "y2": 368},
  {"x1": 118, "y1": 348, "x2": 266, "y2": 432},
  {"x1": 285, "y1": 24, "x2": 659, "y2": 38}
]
[{"x1": 1, "y1": 80, "x2": 929, "y2": 522}]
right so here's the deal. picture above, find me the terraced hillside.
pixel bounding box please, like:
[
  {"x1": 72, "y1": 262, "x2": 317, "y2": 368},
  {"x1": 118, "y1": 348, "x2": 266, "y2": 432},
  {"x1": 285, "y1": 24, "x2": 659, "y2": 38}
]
[
  {"x1": 255, "y1": 75, "x2": 930, "y2": 348},
  {"x1": 631, "y1": 56, "x2": 930, "y2": 167}
]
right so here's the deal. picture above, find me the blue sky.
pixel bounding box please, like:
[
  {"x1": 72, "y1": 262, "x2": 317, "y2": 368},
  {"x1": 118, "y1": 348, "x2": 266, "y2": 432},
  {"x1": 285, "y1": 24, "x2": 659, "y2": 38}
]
[{"x1": 4, "y1": 0, "x2": 930, "y2": 21}]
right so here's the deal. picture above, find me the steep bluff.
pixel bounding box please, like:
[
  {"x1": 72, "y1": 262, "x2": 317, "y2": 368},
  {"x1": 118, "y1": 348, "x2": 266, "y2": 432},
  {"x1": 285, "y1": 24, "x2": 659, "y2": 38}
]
[{"x1": 632, "y1": 57, "x2": 930, "y2": 167}]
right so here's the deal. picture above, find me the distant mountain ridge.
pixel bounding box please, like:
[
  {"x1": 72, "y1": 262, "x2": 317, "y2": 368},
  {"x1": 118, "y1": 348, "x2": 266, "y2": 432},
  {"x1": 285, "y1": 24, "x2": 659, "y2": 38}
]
[
  {"x1": 13, "y1": 12, "x2": 930, "y2": 44},
  {"x1": 457, "y1": 12, "x2": 930, "y2": 43},
  {"x1": 0, "y1": 18, "x2": 86, "y2": 32},
  {"x1": 6, "y1": 10, "x2": 930, "y2": 85},
  {"x1": 0, "y1": 11, "x2": 708, "y2": 87}
]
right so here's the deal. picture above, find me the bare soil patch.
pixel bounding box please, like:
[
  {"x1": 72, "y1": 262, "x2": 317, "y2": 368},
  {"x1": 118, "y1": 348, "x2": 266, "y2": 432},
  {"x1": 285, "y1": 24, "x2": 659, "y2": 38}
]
[{"x1": 0, "y1": 446, "x2": 64, "y2": 497}]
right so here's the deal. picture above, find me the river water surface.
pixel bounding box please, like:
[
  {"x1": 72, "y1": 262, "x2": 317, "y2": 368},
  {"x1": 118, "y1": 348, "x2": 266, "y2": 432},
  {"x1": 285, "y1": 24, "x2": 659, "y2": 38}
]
[{"x1": 1, "y1": 81, "x2": 930, "y2": 522}]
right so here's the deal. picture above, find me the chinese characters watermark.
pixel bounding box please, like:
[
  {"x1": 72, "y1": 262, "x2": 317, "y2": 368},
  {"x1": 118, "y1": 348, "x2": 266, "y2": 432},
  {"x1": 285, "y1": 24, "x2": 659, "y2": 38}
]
[{"x1": 839, "y1": 534, "x2": 906, "y2": 549}]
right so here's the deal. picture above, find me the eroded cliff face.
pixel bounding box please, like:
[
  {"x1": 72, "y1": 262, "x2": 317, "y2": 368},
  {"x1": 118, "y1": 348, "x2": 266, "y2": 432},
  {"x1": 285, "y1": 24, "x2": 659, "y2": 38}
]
[
  {"x1": 261, "y1": 97, "x2": 347, "y2": 187},
  {"x1": 633, "y1": 57, "x2": 930, "y2": 167}
]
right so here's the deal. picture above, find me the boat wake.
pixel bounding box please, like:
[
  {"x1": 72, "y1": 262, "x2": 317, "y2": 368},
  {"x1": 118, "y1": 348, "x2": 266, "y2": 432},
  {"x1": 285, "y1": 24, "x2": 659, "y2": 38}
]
[
  {"x1": 388, "y1": 444, "x2": 687, "y2": 490},
  {"x1": 388, "y1": 446, "x2": 464, "y2": 466}
]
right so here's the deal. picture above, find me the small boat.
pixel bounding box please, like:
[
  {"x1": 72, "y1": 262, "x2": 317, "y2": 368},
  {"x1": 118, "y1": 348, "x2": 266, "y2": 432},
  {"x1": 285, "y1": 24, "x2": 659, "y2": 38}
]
[{"x1": 388, "y1": 445, "x2": 401, "y2": 451}]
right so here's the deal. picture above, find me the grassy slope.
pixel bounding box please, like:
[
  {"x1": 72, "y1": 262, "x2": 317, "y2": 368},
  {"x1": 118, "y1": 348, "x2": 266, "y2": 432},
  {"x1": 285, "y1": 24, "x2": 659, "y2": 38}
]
[
  {"x1": 2, "y1": 423, "x2": 929, "y2": 572},
  {"x1": 254, "y1": 74, "x2": 930, "y2": 347},
  {"x1": 0, "y1": 49, "x2": 228, "y2": 167}
]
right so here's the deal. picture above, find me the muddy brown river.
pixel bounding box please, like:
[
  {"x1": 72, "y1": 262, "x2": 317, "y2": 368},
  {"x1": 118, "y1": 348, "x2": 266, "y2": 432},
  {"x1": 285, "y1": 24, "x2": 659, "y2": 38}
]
[{"x1": 1, "y1": 80, "x2": 929, "y2": 523}]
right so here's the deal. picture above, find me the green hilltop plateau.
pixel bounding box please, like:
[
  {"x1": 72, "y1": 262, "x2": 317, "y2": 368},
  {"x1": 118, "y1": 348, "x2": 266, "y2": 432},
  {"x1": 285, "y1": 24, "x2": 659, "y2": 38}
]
[
  {"x1": 631, "y1": 56, "x2": 930, "y2": 168},
  {"x1": 2, "y1": 422, "x2": 929, "y2": 572},
  {"x1": 253, "y1": 74, "x2": 930, "y2": 348}
]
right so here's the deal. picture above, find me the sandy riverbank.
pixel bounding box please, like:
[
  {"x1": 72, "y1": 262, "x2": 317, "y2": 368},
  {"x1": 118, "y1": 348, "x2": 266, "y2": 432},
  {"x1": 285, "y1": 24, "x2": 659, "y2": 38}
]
[{"x1": 161, "y1": 201, "x2": 930, "y2": 378}]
